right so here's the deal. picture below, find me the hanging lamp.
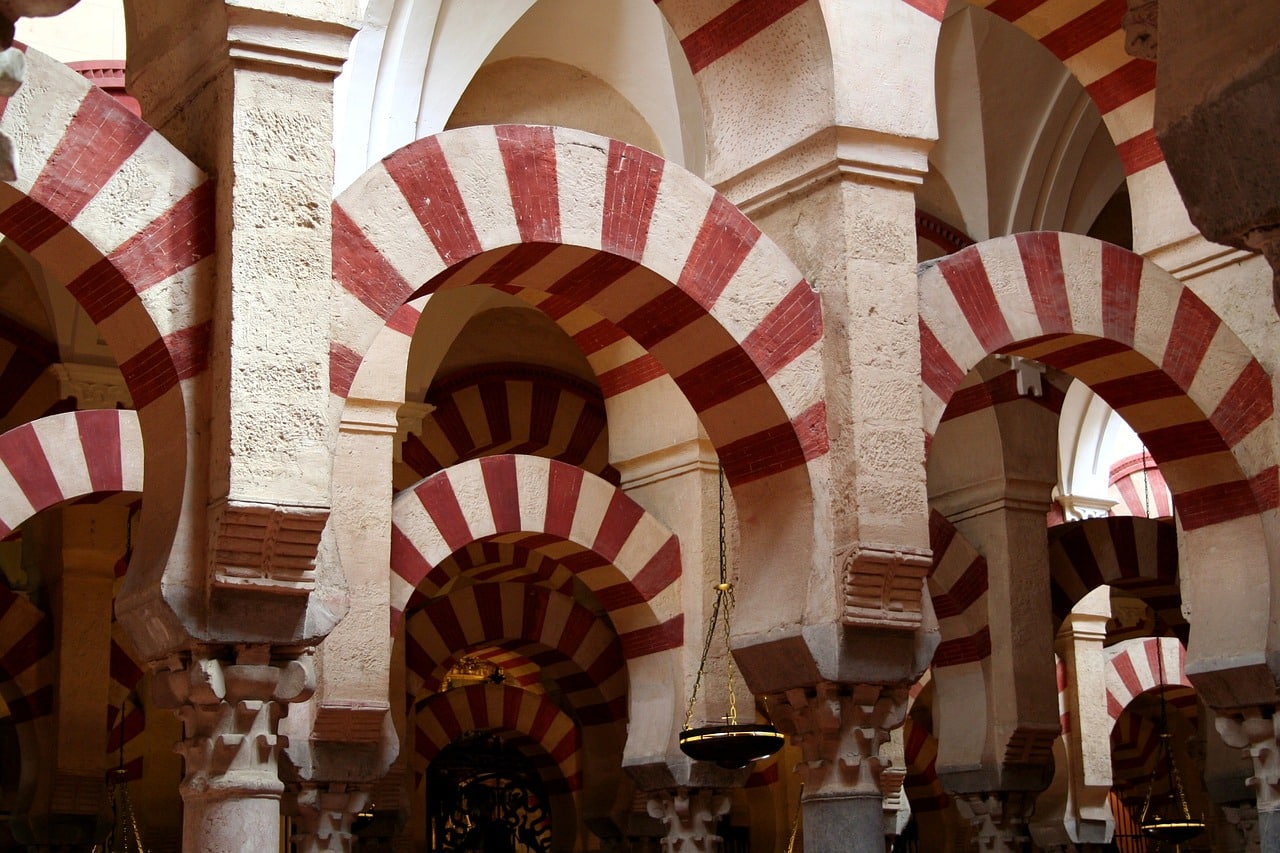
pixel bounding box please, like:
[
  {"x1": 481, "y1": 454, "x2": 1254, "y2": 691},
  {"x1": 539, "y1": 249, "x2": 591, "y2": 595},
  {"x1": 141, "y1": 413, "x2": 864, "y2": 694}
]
[
  {"x1": 1137, "y1": 614, "x2": 1205, "y2": 845},
  {"x1": 677, "y1": 466, "x2": 784, "y2": 769}
]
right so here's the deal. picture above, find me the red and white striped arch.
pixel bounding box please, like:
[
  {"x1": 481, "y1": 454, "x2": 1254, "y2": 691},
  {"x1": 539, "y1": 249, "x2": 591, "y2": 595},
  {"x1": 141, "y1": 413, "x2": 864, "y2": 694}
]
[
  {"x1": 404, "y1": 584, "x2": 627, "y2": 726},
  {"x1": 967, "y1": 0, "x2": 1159, "y2": 177},
  {"x1": 0, "y1": 48, "x2": 213, "y2": 413},
  {"x1": 0, "y1": 583, "x2": 53, "y2": 725},
  {"x1": 399, "y1": 365, "x2": 612, "y2": 489},
  {"x1": 1047, "y1": 517, "x2": 1181, "y2": 629},
  {"x1": 1104, "y1": 636, "x2": 1194, "y2": 724},
  {"x1": 414, "y1": 683, "x2": 583, "y2": 795},
  {"x1": 920, "y1": 232, "x2": 1276, "y2": 533},
  {"x1": 391, "y1": 454, "x2": 683, "y2": 659},
  {"x1": 0, "y1": 409, "x2": 143, "y2": 539},
  {"x1": 927, "y1": 510, "x2": 990, "y2": 669},
  {"x1": 1108, "y1": 452, "x2": 1173, "y2": 518},
  {"x1": 333, "y1": 124, "x2": 825, "y2": 487}
]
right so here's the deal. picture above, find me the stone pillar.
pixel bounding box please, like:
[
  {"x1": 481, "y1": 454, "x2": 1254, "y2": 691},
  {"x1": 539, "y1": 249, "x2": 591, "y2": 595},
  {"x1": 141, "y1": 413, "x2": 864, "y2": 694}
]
[
  {"x1": 1217, "y1": 708, "x2": 1280, "y2": 853},
  {"x1": 769, "y1": 683, "x2": 907, "y2": 853},
  {"x1": 292, "y1": 783, "x2": 370, "y2": 853},
  {"x1": 10, "y1": 506, "x2": 126, "y2": 849},
  {"x1": 645, "y1": 788, "x2": 729, "y2": 852},
  {"x1": 153, "y1": 647, "x2": 314, "y2": 853},
  {"x1": 955, "y1": 791, "x2": 1033, "y2": 852},
  {"x1": 1224, "y1": 802, "x2": 1264, "y2": 853}
]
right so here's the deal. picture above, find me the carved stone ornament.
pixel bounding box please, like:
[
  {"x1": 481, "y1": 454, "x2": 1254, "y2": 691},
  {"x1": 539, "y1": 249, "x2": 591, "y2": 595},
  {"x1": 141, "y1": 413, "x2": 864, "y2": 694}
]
[
  {"x1": 646, "y1": 788, "x2": 730, "y2": 852},
  {"x1": 1215, "y1": 708, "x2": 1280, "y2": 810},
  {"x1": 841, "y1": 544, "x2": 932, "y2": 630},
  {"x1": 209, "y1": 500, "x2": 329, "y2": 594},
  {"x1": 769, "y1": 682, "x2": 909, "y2": 796},
  {"x1": 293, "y1": 783, "x2": 371, "y2": 853},
  {"x1": 1122, "y1": 0, "x2": 1159, "y2": 62},
  {"x1": 956, "y1": 792, "x2": 1034, "y2": 851}
]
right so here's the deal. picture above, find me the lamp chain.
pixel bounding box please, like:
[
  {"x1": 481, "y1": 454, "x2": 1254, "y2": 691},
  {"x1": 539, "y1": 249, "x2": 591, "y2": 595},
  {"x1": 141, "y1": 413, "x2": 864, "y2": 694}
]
[{"x1": 682, "y1": 465, "x2": 736, "y2": 730}]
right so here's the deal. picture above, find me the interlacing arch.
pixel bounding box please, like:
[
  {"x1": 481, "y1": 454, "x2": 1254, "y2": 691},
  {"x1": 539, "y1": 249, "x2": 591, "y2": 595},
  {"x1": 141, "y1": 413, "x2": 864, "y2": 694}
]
[
  {"x1": 414, "y1": 683, "x2": 581, "y2": 850},
  {"x1": 920, "y1": 232, "x2": 1275, "y2": 530},
  {"x1": 332, "y1": 124, "x2": 825, "y2": 487},
  {"x1": 391, "y1": 454, "x2": 683, "y2": 660},
  {"x1": 403, "y1": 583, "x2": 628, "y2": 725}
]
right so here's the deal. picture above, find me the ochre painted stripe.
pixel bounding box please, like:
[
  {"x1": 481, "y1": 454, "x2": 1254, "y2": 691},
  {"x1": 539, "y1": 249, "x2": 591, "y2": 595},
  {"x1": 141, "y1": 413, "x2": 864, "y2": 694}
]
[
  {"x1": 982, "y1": 0, "x2": 1050, "y2": 22},
  {"x1": 1040, "y1": 0, "x2": 1125, "y2": 61},
  {"x1": 679, "y1": 194, "x2": 759, "y2": 310},
  {"x1": 677, "y1": 347, "x2": 764, "y2": 414},
  {"x1": 679, "y1": 0, "x2": 809, "y2": 74},
  {"x1": 546, "y1": 252, "x2": 639, "y2": 304},
  {"x1": 332, "y1": 203, "x2": 412, "y2": 319},
  {"x1": 496, "y1": 125, "x2": 561, "y2": 245},
  {"x1": 621, "y1": 288, "x2": 705, "y2": 349},
  {"x1": 481, "y1": 242, "x2": 561, "y2": 286},
  {"x1": 1092, "y1": 369, "x2": 1182, "y2": 409},
  {"x1": 602, "y1": 140, "x2": 664, "y2": 261},
  {"x1": 77, "y1": 410, "x2": 122, "y2": 492},
  {"x1": 385, "y1": 135, "x2": 482, "y2": 266},
  {"x1": 939, "y1": 247, "x2": 1014, "y2": 352},
  {"x1": 1086, "y1": 58, "x2": 1155, "y2": 114},
  {"x1": 742, "y1": 279, "x2": 822, "y2": 379},
  {"x1": 1117, "y1": 128, "x2": 1164, "y2": 174},
  {"x1": 598, "y1": 354, "x2": 665, "y2": 398},
  {"x1": 1139, "y1": 420, "x2": 1228, "y2": 464},
  {"x1": 618, "y1": 614, "x2": 683, "y2": 658},
  {"x1": 1162, "y1": 289, "x2": 1220, "y2": 390}
]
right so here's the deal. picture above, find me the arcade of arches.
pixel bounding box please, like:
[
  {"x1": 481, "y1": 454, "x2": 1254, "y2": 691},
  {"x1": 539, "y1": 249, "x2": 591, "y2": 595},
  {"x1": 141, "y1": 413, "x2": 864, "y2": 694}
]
[{"x1": 1, "y1": 0, "x2": 1279, "y2": 851}]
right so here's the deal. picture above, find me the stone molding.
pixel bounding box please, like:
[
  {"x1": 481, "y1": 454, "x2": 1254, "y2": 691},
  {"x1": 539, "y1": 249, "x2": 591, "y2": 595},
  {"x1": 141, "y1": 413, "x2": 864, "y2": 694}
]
[
  {"x1": 841, "y1": 543, "x2": 931, "y2": 631},
  {"x1": 208, "y1": 500, "x2": 329, "y2": 595},
  {"x1": 1216, "y1": 708, "x2": 1280, "y2": 812},
  {"x1": 311, "y1": 700, "x2": 389, "y2": 743}
]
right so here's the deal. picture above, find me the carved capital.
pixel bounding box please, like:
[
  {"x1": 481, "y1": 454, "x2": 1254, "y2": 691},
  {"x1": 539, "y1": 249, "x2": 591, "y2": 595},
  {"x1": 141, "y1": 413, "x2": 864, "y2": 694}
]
[
  {"x1": 769, "y1": 682, "x2": 908, "y2": 796},
  {"x1": 841, "y1": 544, "x2": 931, "y2": 630},
  {"x1": 292, "y1": 783, "x2": 370, "y2": 853},
  {"x1": 1122, "y1": 0, "x2": 1158, "y2": 61},
  {"x1": 1223, "y1": 801, "x2": 1263, "y2": 853},
  {"x1": 1217, "y1": 707, "x2": 1280, "y2": 811},
  {"x1": 956, "y1": 791, "x2": 1034, "y2": 851},
  {"x1": 645, "y1": 788, "x2": 729, "y2": 852},
  {"x1": 209, "y1": 500, "x2": 329, "y2": 595},
  {"x1": 153, "y1": 648, "x2": 315, "y2": 803}
]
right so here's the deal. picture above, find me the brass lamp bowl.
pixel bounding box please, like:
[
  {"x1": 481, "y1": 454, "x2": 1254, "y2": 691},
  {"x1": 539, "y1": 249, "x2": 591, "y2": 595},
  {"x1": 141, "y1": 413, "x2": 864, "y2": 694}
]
[{"x1": 678, "y1": 724, "x2": 785, "y2": 769}]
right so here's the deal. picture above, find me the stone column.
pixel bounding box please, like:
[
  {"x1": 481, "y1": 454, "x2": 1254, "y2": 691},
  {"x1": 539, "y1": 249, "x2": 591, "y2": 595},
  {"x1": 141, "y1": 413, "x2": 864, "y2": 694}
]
[
  {"x1": 292, "y1": 783, "x2": 370, "y2": 853},
  {"x1": 645, "y1": 788, "x2": 730, "y2": 852},
  {"x1": 1216, "y1": 709, "x2": 1280, "y2": 853},
  {"x1": 153, "y1": 647, "x2": 314, "y2": 853},
  {"x1": 956, "y1": 791, "x2": 1033, "y2": 852},
  {"x1": 1224, "y1": 802, "x2": 1263, "y2": 852},
  {"x1": 769, "y1": 683, "x2": 908, "y2": 853}
]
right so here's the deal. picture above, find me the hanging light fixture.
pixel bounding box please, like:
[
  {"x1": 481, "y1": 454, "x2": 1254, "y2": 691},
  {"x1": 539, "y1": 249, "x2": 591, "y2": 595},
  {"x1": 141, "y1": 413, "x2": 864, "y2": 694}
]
[
  {"x1": 1137, "y1": 616, "x2": 1205, "y2": 845},
  {"x1": 677, "y1": 465, "x2": 784, "y2": 769}
]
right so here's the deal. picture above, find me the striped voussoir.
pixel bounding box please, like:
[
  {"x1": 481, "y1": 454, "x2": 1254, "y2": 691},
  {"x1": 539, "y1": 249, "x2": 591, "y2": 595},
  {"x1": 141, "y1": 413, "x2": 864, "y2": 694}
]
[
  {"x1": 0, "y1": 410, "x2": 144, "y2": 541},
  {"x1": 1103, "y1": 636, "x2": 1197, "y2": 803},
  {"x1": 1108, "y1": 452, "x2": 1173, "y2": 518},
  {"x1": 414, "y1": 682, "x2": 583, "y2": 795},
  {"x1": 107, "y1": 624, "x2": 146, "y2": 778},
  {"x1": 399, "y1": 365, "x2": 612, "y2": 488},
  {"x1": 0, "y1": 583, "x2": 53, "y2": 725},
  {"x1": 902, "y1": 715, "x2": 950, "y2": 814},
  {"x1": 1047, "y1": 516, "x2": 1181, "y2": 628},
  {"x1": 392, "y1": 454, "x2": 683, "y2": 658},
  {"x1": 969, "y1": 0, "x2": 1161, "y2": 176},
  {"x1": 332, "y1": 124, "x2": 825, "y2": 487},
  {"x1": 0, "y1": 47, "x2": 214, "y2": 414},
  {"x1": 404, "y1": 584, "x2": 627, "y2": 726},
  {"x1": 928, "y1": 510, "x2": 990, "y2": 668},
  {"x1": 920, "y1": 232, "x2": 1277, "y2": 532}
]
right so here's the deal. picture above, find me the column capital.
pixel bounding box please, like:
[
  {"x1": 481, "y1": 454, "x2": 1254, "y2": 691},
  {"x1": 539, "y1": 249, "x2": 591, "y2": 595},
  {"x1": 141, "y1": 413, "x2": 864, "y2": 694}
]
[
  {"x1": 645, "y1": 787, "x2": 730, "y2": 852},
  {"x1": 291, "y1": 782, "x2": 370, "y2": 853},
  {"x1": 955, "y1": 791, "x2": 1034, "y2": 851},
  {"x1": 768, "y1": 682, "x2": 908, "y2": 797},
  {"x1": 1215, "y1": 707, "x2": 1280, "y2": 811},
  {"x1": 225, "y1": 3, "x2": 356, "y2": 80}
]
